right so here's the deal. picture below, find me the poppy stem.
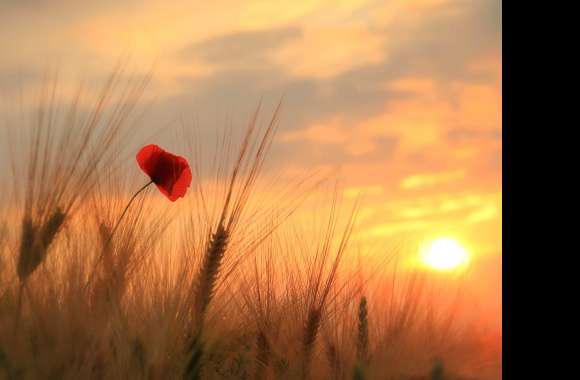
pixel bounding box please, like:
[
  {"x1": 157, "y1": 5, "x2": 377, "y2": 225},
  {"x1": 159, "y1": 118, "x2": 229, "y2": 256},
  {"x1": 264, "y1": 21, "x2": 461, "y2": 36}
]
[
  {"x1": 84, "y1": 180, "x2": 153, "y2": 291},
  {"x1": 108, "y1": 180, "x2": 153, "y2": 240}
]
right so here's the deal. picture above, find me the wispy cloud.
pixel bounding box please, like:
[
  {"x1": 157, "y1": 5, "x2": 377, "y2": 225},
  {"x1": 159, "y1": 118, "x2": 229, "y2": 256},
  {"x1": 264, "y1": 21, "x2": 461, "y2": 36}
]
[
  {"x1": 180, "y1": 26, "x2": 302, "y2": 66},
  {"x1": 400, "y1": 170, "x2": 465, "y2": 190}
]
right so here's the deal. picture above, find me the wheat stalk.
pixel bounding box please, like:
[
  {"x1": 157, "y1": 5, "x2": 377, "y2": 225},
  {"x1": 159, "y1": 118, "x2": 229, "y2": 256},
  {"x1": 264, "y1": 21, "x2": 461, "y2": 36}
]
[
  {"x1": 353, "y1": 296, "x2": 369, "y2": 380},
  {"x1": 301, "y1": 307, "x2": 321, "y2": 380},
  {"x1": 193, "y1": 224, "x2": 229, "y2": 327},
  {"x1": 430, "y1": 359, "x2": 444, "y2": 380},
  {"x1": 16, "y1": 208, "x2": 66, "y2": 325},
  {"x1": 356, "y1": 296, "x2": 369, "y2": 364},
  {"x1": 17, "y1": 208, "x2": 66, "y2": 280},
  {"x1": 14, "y1": 66, "x2": 148, "y2": 285},
  {"x1": 184, "y1": 224, "x2": 228, "y2": 380},
  {"x1": 325, "y1": 341, "x2": 342, "y2": 380},
  {"x1": 184, "y1": 102, "x2": 281, "y2": 380},
  {"x1": 253, "y1": 330, "x2": 270, "y2": 380}
]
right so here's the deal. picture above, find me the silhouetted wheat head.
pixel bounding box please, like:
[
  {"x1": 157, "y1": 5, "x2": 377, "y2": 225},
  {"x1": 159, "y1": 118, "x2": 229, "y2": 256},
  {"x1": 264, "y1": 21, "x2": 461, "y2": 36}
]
[
  {"x1": 357, "y1": 296, "x2": 369, "y2": 364},
  {"x1": 13, "y1": 66, "x2": 149, "y2": 286},
  {"x1": 353, "y1": 295, "x2": 369, "y2": 380},
  {"x1": 184, "y1": 102, "x2": 283, "y2": 380},
  {"x1": 254, "y1": 330, "x2": 271, "y2": 380},
  {"x1": 17, "y1": 210, "x2": 62, "y2": 280}
]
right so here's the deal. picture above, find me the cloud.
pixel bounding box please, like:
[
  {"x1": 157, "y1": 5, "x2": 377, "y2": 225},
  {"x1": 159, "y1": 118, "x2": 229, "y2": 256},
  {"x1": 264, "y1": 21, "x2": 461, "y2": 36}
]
[
  {"x1": 400, "y1": 170, "x2": 465, "y2": 190},
  {"x1": 180, "y1": 27, "x2": 302, "y2": 67},
  {"x1": 1, "y1": 0, "x2": 501, "y2": 150},
  {"x1": 270, "y1": 133, "x2": 398, "y2": 168},
  {"x1": 447, "y1": 128, "x2": 501, "y2": 142},
  {"x1": 344, "y1": 185, "x2": 384, "y2": 199},
  {"x1": 136, "y1": 0, "x2": 499, "y2": 178},
  {"x1": 380, "y1": 0, "x2": 501, "y2": 83},
  {"x1": 0, "y1": 0, "x2": 501, "y2": 201},
  {"x1": 165, "y1": 0, "x2": 500, "y2": 135},
  {"x1": 0, "y1": 66, "x2": 42, "y2": 96},
  {"x1": 466, "y1": 204, "x2": 498, "y2": 224}
]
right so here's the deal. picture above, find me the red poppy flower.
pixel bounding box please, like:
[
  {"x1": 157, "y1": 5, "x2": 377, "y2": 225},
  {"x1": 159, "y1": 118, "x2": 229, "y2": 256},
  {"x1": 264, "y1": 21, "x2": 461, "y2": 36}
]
[{"x1": 136, "y1": 144, "x2": 192, "y2": 201}]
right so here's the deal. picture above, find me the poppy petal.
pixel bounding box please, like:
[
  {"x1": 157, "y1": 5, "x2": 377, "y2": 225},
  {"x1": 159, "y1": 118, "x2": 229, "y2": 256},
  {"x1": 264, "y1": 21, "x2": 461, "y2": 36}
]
[
  {"x1": 136, "y1": 144, "x2": 163, "y2": 178},
  {"x1": 136, "y1": 144, "x2": 192, "y2": 202},
  {"x1": 167, "y1": 162, "x2": 192, "y2": 201}
]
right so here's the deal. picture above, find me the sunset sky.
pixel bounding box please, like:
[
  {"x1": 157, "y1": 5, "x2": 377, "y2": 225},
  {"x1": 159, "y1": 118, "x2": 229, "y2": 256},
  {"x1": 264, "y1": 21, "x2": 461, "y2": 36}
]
[{"x1": 0, "y1": 1, "x2": 501, "y2": 327}]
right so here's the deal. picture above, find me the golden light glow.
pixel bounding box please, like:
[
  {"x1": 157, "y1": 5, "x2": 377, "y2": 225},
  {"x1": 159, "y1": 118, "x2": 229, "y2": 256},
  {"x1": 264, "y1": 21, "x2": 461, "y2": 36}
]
[{"x1": 420, "y1": 238, "x2": 470, "y2": 271}]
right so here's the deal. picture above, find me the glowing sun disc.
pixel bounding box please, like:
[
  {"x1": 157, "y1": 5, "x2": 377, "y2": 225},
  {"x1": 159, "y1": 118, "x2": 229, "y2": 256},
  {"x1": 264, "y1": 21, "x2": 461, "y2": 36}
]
[{"x1": 421, "y1": 238, "x2": 469, "y2": 270}]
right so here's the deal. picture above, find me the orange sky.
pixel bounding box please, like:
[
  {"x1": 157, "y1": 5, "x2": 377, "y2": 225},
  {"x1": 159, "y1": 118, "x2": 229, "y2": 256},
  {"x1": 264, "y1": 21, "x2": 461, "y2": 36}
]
[{"x1": 0, "y1": 0, "x2": 501, "y2": 327}]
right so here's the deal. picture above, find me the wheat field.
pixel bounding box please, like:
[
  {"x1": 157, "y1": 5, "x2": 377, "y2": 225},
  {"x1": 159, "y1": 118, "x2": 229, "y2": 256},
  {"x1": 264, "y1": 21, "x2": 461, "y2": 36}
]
[{"x1": 0, "y1": 71, "x2": 501, "y2": 380}]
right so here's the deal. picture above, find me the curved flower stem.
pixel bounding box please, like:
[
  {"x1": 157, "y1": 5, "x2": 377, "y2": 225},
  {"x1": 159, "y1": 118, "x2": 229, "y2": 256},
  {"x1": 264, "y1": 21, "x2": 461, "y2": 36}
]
[
  {"x1": 84, "y1": 180, "x2": 153, "y2": 291},
  {"x1": 107, "y1": 180, "x2": 153, "y2": 242}
]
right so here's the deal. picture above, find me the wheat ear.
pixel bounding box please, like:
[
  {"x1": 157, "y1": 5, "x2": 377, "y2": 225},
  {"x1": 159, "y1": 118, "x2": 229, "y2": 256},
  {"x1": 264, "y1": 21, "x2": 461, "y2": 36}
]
[
  {"x1": 193, "y1": 223, "x2": 229, "y2": 324},
  {"x1": 17, "y1": 208, "x2": 65, "y2": 282},
  {"x1": 430, "y1": 359, "x2": 444, "y2": 380},
  {"x1": 353, "y1": 296, "x2": 369, "y2": 380},
  {"x1": 326, "y1": 342, "x2": 341, "y2": 379},
  {"x1": 301, "y1": 308, "x2": 321, "y2": 380},
  {"x1": 253, "y1": 330, "x2": 271, "y2": 380},
  {"x1": 184, "y1": 224, "x2": 229, "y2": 380},
  {"x1": 356, "y1": 296, "x2": 369, "y2": 364}
]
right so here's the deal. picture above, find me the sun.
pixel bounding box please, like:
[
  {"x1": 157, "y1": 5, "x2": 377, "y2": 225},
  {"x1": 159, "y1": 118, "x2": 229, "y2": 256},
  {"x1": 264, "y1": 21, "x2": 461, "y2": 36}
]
[{"x1": 420, "y1": 237, "x2": 470, "y2": 271}]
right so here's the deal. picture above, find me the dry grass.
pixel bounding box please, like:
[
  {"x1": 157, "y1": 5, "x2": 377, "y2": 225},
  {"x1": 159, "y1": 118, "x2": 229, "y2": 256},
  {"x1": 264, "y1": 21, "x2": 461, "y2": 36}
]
[{"x1": 0, "y1": 75, "x2": 501, "y2": 380}]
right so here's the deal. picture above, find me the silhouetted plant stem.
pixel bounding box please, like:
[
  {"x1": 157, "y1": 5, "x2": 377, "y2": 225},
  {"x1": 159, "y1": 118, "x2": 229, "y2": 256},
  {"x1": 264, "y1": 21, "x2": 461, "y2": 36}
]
[
  {"x1": 108, "y1": 180, "x2": 153, "y2": 241},
  {"x1": 354, "y1": 296, "x2": 369, "y2": 379},
  {"x1": 254, "y1": 331, "x2": 271, "y2": 380},
  {"x1": 84, "y1": 180, "x2": 152, "y2": 289},
  {"x1": 301, "y1": 308, "x2": 321, "y2": 380},
  {"x1": 357, "y1": 296, "x2": 369, "y2": 364},
  {"x1": 185, "y1": 223, "x2": 229, "y2": 380}
]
